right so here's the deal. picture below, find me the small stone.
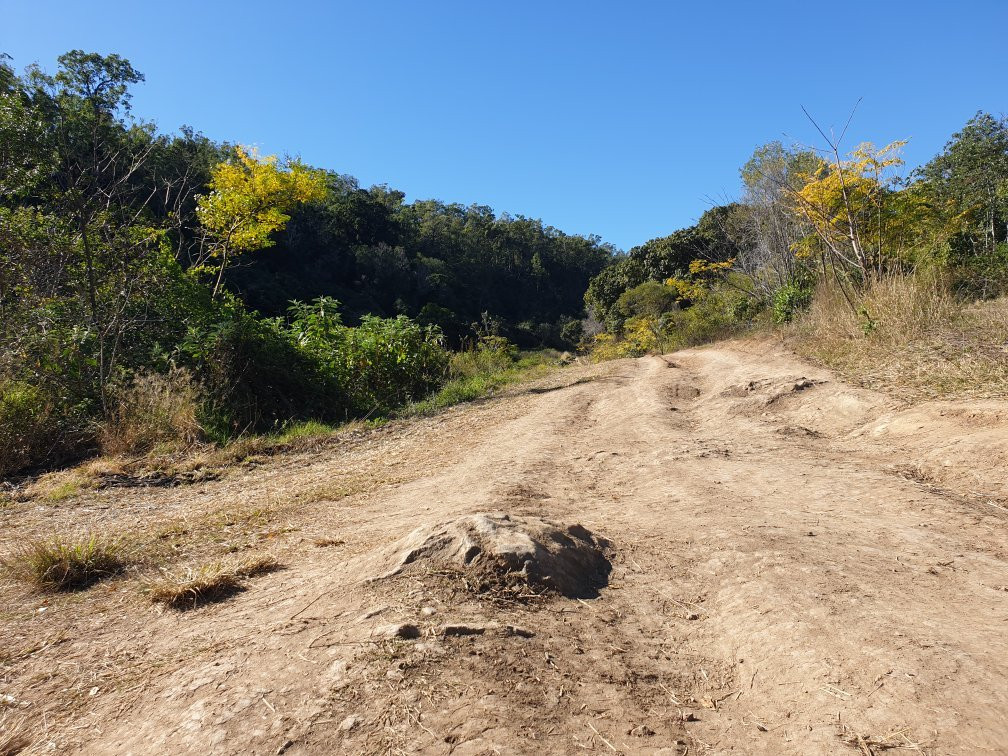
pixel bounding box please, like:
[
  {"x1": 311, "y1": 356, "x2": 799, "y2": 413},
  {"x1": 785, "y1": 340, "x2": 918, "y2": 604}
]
[
  {"x1": 374, "y1": 623, "x2": 420, "y2": 640},
  {"x1": 420, "y1": 606, "x2": 437, "y2": 617},
  {"x1": 502, "y1": 624, "x2": 535, "y2": 638},
  {"x1": 685, "y1": 613, "x2": 700, "y2": 621},
  {"x1": 681, "y1": 712, "x2": 699, "y2": 722},
  {"x1": 629, "y1": 724, "x2": 655, "y2": 737},
  {"x1": 385, "y1": 665, "x2": 404, "y2": 681},
  {"x1": 339, "y1": 714, "x2": 362, "y2": 732}
]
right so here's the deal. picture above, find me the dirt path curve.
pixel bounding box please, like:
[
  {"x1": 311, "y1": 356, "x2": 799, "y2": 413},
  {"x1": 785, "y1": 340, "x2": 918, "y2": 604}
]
[{"x1": 14, "y1": 340, "x2": 1008, "y2": 755}]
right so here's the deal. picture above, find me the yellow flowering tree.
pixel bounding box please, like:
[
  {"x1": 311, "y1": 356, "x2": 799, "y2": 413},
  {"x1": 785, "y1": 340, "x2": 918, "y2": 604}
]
[
  {"x1": 195, "y1": 146, "x2": 327, "y2": 296},
  {"x1": 791, "y1": 141, "x2": 910, "y2": 284}
]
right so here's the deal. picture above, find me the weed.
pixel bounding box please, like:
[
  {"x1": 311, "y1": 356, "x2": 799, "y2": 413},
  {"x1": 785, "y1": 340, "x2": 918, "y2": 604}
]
[
  {"x1": 5, "y1": 534, "x2": 125, "y2": 591},
  {"x1": 147, "y1": 553, "x2": 280, "y2": 610},
  {"x1": 272, "y1": 420, "x2": 338, "y2": 444},
  {"x1": 100, "y1": 367, "x2": 202, "y2": 456},
  {"x1": 792, "y1": 272, "x2": 1008, "y2": 398}
]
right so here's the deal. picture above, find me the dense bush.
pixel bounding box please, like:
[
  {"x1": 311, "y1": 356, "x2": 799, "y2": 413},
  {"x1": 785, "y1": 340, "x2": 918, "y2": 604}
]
[
  {"x1": 0, "y1": 383, "x2": 60, "y2": 476},
  {"x1": 333, "y1": 315, "x2": 449, "y2": 413},
  {"x1": 0, "y1": 51, "x2": 595, "y2": 475}
]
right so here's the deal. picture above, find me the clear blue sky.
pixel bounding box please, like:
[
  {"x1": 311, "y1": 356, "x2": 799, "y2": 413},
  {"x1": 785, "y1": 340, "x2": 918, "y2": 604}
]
[{"x1": 3, "y1": 0, "x2": 1006, "y2": 251}]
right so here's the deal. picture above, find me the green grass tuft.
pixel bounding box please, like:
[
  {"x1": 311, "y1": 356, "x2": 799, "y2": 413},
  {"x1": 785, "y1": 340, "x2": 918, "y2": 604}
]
[{"x1": 5, "y1": 534, "x2": 125, "y2": 591}]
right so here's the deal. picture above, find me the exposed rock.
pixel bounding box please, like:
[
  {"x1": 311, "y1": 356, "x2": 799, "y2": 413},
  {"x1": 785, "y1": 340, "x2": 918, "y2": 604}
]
[
  {"x1": 372, "y1": 622, "x2": 420, "y2": 640},
  {"x1": 339, "y1": 714, "x2": 362, "y2": 732},
  {"x1": 366, "y1": 512, "x2": 611, "y2": 599}
]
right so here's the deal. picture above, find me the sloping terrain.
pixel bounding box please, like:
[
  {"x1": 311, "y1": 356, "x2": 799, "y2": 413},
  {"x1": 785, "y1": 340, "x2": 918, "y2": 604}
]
[{"x1": 2, "y1": 340, "x2": 1007, "y2": 755}]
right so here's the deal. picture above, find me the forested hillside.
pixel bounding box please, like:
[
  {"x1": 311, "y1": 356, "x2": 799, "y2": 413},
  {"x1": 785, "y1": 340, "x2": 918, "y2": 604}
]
[
  {"x1": 0, "y1": 51, "x2": 611, "y2": 474},
  {"x1": 3, "y1": 48, "x2": 1007, "y2": 479}
]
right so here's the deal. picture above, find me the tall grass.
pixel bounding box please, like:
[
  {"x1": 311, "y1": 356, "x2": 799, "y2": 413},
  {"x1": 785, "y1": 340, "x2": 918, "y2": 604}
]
[
  {"x1": 792, "y1": 271, "x2": 1008, "y2": 398},
  {"x1": 99, "y1": 367, "x2": 202, "y2": 456},
  {"x1": 402, "y1": 350, "x2": 561, "y2": 416}
]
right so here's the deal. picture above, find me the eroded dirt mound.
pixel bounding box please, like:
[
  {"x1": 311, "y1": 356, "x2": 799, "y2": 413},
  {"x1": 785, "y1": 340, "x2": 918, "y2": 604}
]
[{"x1": 367, "y1": 512, "x2": 611, "y2": 598}]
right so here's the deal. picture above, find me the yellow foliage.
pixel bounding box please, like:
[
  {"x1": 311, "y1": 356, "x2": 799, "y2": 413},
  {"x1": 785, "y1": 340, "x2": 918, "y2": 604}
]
[
  {"x1": 196, "y1": 146, "x2": 327, "y2": 260},
  {"x1": 591, "y1": 317, "x2": 663, "y2": 361},
  {"x1": 665, "y1": 258, "x2": 735, "y2": 302},
  {"x1": 792, "y1": 141, "x2": 917, "y2": 268}
]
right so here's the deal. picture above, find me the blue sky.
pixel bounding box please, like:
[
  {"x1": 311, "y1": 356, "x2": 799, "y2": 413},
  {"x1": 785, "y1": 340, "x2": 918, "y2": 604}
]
[{"x1": 3, "y1": 1, "x2": 1006, "y2": 250}]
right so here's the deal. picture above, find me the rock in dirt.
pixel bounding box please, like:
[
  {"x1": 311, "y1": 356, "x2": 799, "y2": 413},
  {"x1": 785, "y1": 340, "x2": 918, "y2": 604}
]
[
  {"x1": 339, "y1": 714, "x2": 362, "y2": 732},
  {"x1": 372, "y1": 622, "x2": 421, "y2": 640},
  {"x1": 629, "y1": 724, "x2": 656, "y2": 737},
  {"x1": 503, "y1": 624, "x2": 535, "y2": 638},
  {"x1": 366, "y1": 512, "x2": 611, "y2": 598}
]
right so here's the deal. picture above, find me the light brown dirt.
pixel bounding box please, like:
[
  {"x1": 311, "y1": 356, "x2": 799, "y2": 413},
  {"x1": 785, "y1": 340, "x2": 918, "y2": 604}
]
[{"x1": 2, "y1": 339, "x2": 1007, "y2": 755}]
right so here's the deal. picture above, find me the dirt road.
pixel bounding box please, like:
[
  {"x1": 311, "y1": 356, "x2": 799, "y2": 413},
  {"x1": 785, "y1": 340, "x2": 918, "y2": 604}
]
[{"x1": 4, "y1": 340, "x2": 1008, "y2": 754}]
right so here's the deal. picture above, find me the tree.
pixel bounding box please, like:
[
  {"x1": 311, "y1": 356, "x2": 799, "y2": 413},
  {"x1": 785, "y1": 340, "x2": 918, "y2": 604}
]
[
  {"x1": 735, "y1": 142, "x2": 819, "y2": 297},
  {"x1": 195, "y1": 146, "x2": 327, "y2": 296},
  {"x1": 919, "y1": 111, "x2": 1008, "y2": 257},
  {"x1": 791, "y1": 140, "x2": 909, "y2": 287},
  {"x1": 1, "y1": 51, "x2": 168, "y2": 407}
]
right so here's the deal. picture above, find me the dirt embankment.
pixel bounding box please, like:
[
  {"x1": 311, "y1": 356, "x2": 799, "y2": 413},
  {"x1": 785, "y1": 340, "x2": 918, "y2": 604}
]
[{"x1": 2, "y1": 339, "x2": 1007, "y2": 755}]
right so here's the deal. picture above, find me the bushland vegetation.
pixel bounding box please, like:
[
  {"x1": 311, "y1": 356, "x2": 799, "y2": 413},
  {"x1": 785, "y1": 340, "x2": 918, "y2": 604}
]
[
  {"x1": 585, "y1": 110, "x2": 1008, "y2": 397},
  {"x1": 0, "y1": 51, "x2": 606, "y2": 475}
]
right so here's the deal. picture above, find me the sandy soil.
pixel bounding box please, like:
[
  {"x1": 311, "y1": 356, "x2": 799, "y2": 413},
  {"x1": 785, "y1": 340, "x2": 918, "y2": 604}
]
[{"x1": 2, "y1": 338, "x2": 1007, "y2": 755}]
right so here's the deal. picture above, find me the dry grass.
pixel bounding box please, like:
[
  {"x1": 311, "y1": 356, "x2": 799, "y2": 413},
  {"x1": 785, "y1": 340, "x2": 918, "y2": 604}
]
[
  {"x1": 0, "y1": 711, "x2": 29, "y2": 756},
  {"x1": 4, "y1": 533, "x2": 125, "y2": 591},
  {"x1": 147, "y1": 553, "x2": 280, "y2": 610},
  {"x1": 791, "y1": 272, "x2": 1008, "y2": 399},
  {"x1": 100, "y1": 366, "x2": 202, "y2": 456}
]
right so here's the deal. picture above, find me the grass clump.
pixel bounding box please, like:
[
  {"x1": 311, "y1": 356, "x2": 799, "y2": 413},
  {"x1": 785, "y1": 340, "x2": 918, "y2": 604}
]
[
  {"x1": 148, "y1": 553, "x2": 280, "y2": 610},
  {"x1": 791, "y1": 272, "x2": 1008, "y2": 398},
  {"x1": 5, "y1": 533, "x2": 125, "y2": 591},
  {"x1": 272, "y1": 420, "x2": 339, "y2": 445},
  {"x1": 402, "y1": 349, "x2": 561, "y2": 416},
  {"x1": 100, "y1": 367, "x2": 203, "y2": 456}
]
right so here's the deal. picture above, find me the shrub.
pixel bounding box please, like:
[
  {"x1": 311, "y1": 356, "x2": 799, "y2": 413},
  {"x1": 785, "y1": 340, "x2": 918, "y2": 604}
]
[
  {"x1": 337, "y1": 315, "x2": 449, "y2": 413},
  {"x1": 772, "y1": 281, "x2": 813, "y2": 324},
  {"x1": 5, "y1": 533, "x2": 124, "y2": 591},
  {"x1": 183, "y1": 302, "x2": 337, "y2": 436},
  {"x1": 0, "y1": 382, "x2": 54, "y2": 477},
  {"x1": 100, "y1": 367, "x2": 203, "y2": 455},
  {"x1": 449, "y1": 337, "x2": 516, "y2": 378}
]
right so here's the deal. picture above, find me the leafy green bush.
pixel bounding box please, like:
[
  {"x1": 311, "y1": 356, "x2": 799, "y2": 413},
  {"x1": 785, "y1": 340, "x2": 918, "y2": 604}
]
[
  {"x1": 0, "y1": 382, "x2": 91, "y2": 476},
  {"x1": 0, "y1": 383, "x2": 53, "y2": 476},
  {"x1": 772, "y1": 281, "x2": 813, "y2": 324},
  {"x1": 337, "y1": 315, "x2": 449, "y2": 413},
  {"x1": 182, "y1": 302, "x2": 335, "y2": 437}
]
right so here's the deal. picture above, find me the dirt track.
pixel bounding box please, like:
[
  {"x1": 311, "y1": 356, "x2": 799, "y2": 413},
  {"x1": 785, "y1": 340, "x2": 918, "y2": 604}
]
[{"x1": 4, "y1": 340, "x2": 1008, "y2": 754}]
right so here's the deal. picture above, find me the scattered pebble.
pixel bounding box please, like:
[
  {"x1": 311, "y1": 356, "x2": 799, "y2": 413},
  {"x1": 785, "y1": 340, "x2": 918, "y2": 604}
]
[{"x1": 339, "y1": 714, "x2": 362, "y2": 732}]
